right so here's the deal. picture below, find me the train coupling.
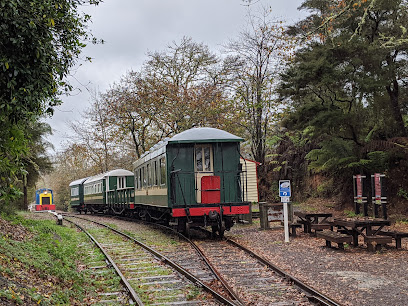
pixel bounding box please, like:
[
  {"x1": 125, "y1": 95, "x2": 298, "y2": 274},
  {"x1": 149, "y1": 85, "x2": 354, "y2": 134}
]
[{"x1": 208, "y1": 210, "x2": 219, "y2": 220}]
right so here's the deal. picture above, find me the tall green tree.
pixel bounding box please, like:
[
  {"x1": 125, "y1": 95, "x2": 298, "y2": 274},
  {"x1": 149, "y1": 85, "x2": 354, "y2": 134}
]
[
  {"x1": 278, "y1": 0, "x2": 408, "y2": 201},
  {"x1": 283, "y1": 0, "x2": 408, "y2": 137},
  {"x1": 0, "y1": 0, "x2": 100, "y2": 210},
  {"x1": 19, "y1": 122, "x2": 53, "y2": 209}
]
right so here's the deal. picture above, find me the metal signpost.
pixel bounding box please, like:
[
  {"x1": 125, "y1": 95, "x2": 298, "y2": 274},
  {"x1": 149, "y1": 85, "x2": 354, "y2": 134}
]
[{"x1": 279, "y1": 180, "x2": 291, "y2": 243}]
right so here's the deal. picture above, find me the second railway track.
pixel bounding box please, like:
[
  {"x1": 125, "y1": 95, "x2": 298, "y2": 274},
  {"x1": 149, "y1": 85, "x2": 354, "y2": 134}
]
[{"x1": 64, "y1": 213, "x2": 341, "y2": 305}]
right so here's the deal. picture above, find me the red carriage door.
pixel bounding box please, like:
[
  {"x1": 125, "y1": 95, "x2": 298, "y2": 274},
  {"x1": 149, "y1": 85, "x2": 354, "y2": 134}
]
[
  {"x1": 195, "y1": 145, "x2": 214, "y2": 203},
  {"x1": 201, "y1": 176, "x2": 221, "y2": 204}
]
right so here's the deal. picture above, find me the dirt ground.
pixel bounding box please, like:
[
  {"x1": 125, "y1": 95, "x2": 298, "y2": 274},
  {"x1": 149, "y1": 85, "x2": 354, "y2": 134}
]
[{"x1": 228, "y1": 200, "x2": 408, "y2": 306}]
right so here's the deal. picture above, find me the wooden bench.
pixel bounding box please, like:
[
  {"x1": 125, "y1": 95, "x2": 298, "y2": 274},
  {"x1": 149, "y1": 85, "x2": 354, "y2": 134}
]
[
  {"x1": 296, "y1": 219, "x2": 309, "y2": 232},
  {"x1": 289, "y1": 223, "x2": 302, "y2": 237},
  {"x1": 364, "y1": 235, "x2": 392, "y2": 252},
  {"x1": 378, "y1": 230, "x2": 408, "y2": 249},
  {"x1": 280, "y1": 222, "x2": 303, "y2": 237},
  {"x1": 310, "y1": 223, "x2": 333, "y2": 236},
  {"x1": 316, "y1": 231, "x2": 352, "y2": 249}
]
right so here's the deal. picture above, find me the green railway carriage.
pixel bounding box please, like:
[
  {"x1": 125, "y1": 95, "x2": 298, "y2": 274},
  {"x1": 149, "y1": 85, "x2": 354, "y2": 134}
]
[
  {"x1": 70, "y1": 169, "x2": 134, "y2": 214},
  {"x1": 69, "y1": 177, "x2": 88, "y2": 211},
  {"x1": 133, "y1": 127, "x2": 250, "y2": 236}
]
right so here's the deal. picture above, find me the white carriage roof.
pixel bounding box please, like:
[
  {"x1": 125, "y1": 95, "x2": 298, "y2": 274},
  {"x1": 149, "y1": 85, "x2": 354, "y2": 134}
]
[
  {"x1": 168, "y1": 127, "x2": 243, "y2": 144},
  {"x1": 83, "y1": 169, "x2": 134, "y2": 184},
  {"x1": 84, "y1": 173, "x2": 105, "y2": 184},
  {"x1": 69, "y1": 177, "x2": 89, "y2": 187},
  {"x1": 105, "y1": 169, "x2": 133, "y2": 177}
]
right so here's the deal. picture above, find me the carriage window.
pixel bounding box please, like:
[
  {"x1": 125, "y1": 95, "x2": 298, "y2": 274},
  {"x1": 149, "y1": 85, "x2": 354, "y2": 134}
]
[
  {"x1": 195, "y1": 145, "x2": 212, "y2": 172},
  {"x1": 160, "y1": 157, "x2": 166, "y2": 185},
  {"x1": 71, "y1": 187, "x2": 79, "y2": 197},
  {"x1": 143, "y1": 166, "x2": 147, "y2": 187},
  {"x1": 118, "y1": 176, "x2": 126, "y2": 189},
  {"x1": 204, "y1": 147, "x2": 210, "y2": 171},
  {"x1": 153, "y1": 160, "x2": 158, "y2": 186},
  {"x1": 147, "y1": 164, "x2": 152, "y2": 187},
  {"x1": 139, "y1": 168, "x2": 142, "y2": 189},
  {"x1": 196, "y1": 149, "x2": 203, "y2": 171}
]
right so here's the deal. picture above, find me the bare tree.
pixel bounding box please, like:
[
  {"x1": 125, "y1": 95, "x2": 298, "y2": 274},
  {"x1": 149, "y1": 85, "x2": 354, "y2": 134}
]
[
  {"x1": 69, "y1": 91, "x2": 117, "y2": 173},
  {"x1": 223, "y1": 10, "x2": 294, "y2": 165}
]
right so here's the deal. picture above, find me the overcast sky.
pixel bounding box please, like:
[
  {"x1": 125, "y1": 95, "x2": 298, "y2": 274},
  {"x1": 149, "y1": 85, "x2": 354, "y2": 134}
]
[{"x1": 45, "y1": 0, "x2": 305, "y2": 152}]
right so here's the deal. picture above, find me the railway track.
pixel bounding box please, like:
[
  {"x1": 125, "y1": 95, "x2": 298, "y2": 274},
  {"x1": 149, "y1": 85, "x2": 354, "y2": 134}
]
[
  {"x1": 159, "y1": 227, "x2": 337, "y2": 305},
  {"x1": 65, "y1": 214, "x2": 341, "y2": 305},
  {"x1": 64, "y1": 215, "x2": 234, "y2": 305}
]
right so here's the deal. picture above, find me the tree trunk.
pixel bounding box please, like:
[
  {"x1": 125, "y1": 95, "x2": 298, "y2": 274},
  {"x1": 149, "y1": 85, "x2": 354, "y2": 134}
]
[
  {"x1": 23, "y1": 174, "x2": 28, "y2": 210},
  {"x1": 386, "y1": 80, "x2": 407, "y2": 137}
]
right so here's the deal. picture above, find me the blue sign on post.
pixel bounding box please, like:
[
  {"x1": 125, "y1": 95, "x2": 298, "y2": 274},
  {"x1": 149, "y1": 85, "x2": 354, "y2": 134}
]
[{"x1": 279, "y1": 180, "x2": 291, "y2": 197}]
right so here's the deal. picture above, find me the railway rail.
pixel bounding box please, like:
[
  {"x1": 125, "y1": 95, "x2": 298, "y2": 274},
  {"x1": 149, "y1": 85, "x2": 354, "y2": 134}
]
[
  {"x1": 64, "y1": 215, "x2": 236, "y2": 305},
  {"x1": 65, "y1": 213, "x2": 341, "y2": 305},
  {"x1": 224, "y1": 237, "x2": 341, "y2": 306},
  {"x1": 64, "y1": 217, "x2": 142, "y2": 305},
  {"x1": 161, "y1": 226, "x2": 339, "y2": 305}
]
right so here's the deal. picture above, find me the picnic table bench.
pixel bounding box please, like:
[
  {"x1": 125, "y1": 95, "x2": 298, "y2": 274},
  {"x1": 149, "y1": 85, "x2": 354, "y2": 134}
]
[
  {"x1": 332, "y1": 218, "x2": 391, "y2": 247},
  {"x1": 364, "y1": 235, "x2": 392, "y2": 252},
  {"x1": 280, "y1": 221, "x2": 303, "y2": 237},
  {"x1": 378, "y1": 230, "x2": 408, "y2": 249},
  {"x1": 310, "y1": 223, "x2": 333, "y2": 233},
  {"x1": 294, "y1": 212, "x2": 333, "y2": 234},
  {"x1": 316, "y1": 231, "x2": 353, "y2": 250}
]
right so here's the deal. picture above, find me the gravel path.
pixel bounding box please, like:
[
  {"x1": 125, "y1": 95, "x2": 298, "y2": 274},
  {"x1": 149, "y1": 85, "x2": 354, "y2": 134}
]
[{"x1": 227, "y1": 224, "x2": 408, "y2": 306}]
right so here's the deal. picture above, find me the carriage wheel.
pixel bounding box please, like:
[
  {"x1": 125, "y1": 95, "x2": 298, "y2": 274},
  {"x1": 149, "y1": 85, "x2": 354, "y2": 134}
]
[
  {"x1": 211, "y1": 225, "x2": 218, "y2": 238},
  {"x1": 185, "y1": 222, "x2": 191, "y2": 239},
  {"x1": 218, "y1": 220, "x2": 226, "y2": 238}
]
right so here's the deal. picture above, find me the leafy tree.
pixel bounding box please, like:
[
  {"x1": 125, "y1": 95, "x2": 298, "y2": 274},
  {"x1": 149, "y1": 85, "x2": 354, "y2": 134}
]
[
  {"x1": 19, "y1": 122, "x2": 53, "y2": 209},
  {"x1": 0, "y1": 0, "x2": 100, "y2": 210},
  {"x1": 278, "y1": 0, "x2": 408, "y2": 202},
  {"x1": 103, "y1": 72, "x2": 163, "y2": 159},
  {"x1": 101, "y1": 37, "x2": 231, "y2": 159},
  {"x1": 143, "y1": 36, "x2": 227, "y2": 135},
  {"x1": 284, "y1": 0, "x2": 408, "y2": 137},
  {"x1": 45, "y1": 143, "x2": 94, "y2": 211}
]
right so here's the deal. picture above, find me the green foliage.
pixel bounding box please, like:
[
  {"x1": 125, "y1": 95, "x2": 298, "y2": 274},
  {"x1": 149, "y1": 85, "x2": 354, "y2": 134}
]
[
  {"x1": 274, "y1": 0, "x2": 408, "y2": 201},
  {"x1": 1, "y1": 0, "x2": 100, "y2": 123},
  {"x1": 0, "y1": 123, "x2": 27, "y2": 210},
  {"x1": 397, "y1": 188, "x2": 408, "y2": 200},
  {"x1": 344, "y1": 209, "x2": 363, "y2": 218},
  {"x1": 0, "y1": 0, "x2": 100, "y2": 211},
  {"x1": 0, "y1": 214, "x2": 105, "y2": 304},
  {"x1": 316, "y1": 178, "x2": 334, "y2": 197}
]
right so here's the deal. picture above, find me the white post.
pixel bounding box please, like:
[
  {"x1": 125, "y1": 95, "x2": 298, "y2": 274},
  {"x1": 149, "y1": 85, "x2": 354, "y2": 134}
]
[{"x1": 283, "y1": 201, "x2": 290, "y2": 243}]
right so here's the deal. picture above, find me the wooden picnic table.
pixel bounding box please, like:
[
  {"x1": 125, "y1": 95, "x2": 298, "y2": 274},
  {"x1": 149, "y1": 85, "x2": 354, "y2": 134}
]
[
  {"x1": 332, "y1": 218, "x2": 391, "y2": 247},
  {"x1": 294, "y1": 212, "x2": 333, "y2": 233}
]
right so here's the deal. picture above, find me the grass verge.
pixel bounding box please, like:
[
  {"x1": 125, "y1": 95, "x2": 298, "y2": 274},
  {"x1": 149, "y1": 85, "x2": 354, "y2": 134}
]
[{"x1": 0, "y1": 212, "x2": 111, "y2": 305}]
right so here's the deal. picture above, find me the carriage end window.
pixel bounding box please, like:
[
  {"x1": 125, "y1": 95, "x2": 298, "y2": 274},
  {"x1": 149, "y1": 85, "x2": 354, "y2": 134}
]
[
  {"x1": 118, "y1": 176, "x2": 126, "y2": 189},
  {"x1": 195, "y1": 145, "x2": 212, "y2": 172}
]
